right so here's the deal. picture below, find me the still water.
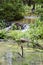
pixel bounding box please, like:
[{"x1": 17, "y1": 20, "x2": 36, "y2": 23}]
[
  {"x1": 0, "y1": 41, "x2": 43, "y2": 65},
  {"x1": 15, "y1": 16, "x2": 39, "y2": 24}
]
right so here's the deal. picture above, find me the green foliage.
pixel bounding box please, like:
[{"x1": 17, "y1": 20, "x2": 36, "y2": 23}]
[
  {"x1": 0, "y1": 0, "x2": 25, "y2": 21},
  {"x1": 40, "y1": 13, "x2": 43, "y2": 21},
  {"x1": 23, "y1": 5, "x2": 31, "y2": 16},
  {"x1": 36, "y1": 7, "x2": 43, "y2": 13},
  {"x1": 36, "y1": 6, "x2": 43, "y2": 21},
  {"x1": 0, "y1": 30, "x2": 7, "y2": 39},
  {"x1": 12, "y1": 25, "x2": 17, "y2": 30},
  {"x1": 0, "y1": 20, "x2": 6, "y2": 29},
  {"x1": 7, "y1": 30, "x2": 26, "y2": 40},
  {"x1": 29, "y1": 19, "x2": 43, "y2": 39},
  {"x1": 12, "y1": 24, "x2": 21, "y2": 30}
]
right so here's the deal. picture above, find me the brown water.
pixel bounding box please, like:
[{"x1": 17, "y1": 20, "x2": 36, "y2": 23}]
[{"x1": 15, "y1": 16, "x2": 40, "y2": 24}]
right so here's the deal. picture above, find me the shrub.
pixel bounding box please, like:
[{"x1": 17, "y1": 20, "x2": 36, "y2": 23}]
[
  {"x1": 29, "y1": 19, "x2": 43, "y2": 39},
  {"x1": 0, "y1": 0, "x2": 25, "y2": 21},
  {"x1": 0, "y1": 30, "x2": 7, "y2": 39},
  {"x1": 36, "y1": 7, "x2": 43, "y2": 21},
  {"x1": 7, "y1": 30, "x2": 26, "y2": 40},
  {"x1": 0, "y1": 20, "x2": 6, "y2": 29}
]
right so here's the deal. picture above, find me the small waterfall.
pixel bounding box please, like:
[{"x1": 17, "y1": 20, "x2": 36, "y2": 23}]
[
  {"x1": 4, "y1": 26, "x2": 12, "y2": 31},
  {"x1": 3, "y1": 23, "x2": 29, "y2": 32},
  {"x1": 22, "y1": 24, "x2": 30, "y2": 32},
  {"x1": 2, "y1": 23, "x2": 15, "y2": 32},
  {"x1": 1, "y1": 22, "x2": 30, "y2": 32}
]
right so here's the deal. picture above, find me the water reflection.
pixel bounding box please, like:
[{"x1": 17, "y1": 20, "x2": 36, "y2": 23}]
[
  {"x1": 1, "y1": 50, "x2": 12, "y2": 65},
  {"x1": 6, "y1": 50, "x2": 12, "y2": 65}
]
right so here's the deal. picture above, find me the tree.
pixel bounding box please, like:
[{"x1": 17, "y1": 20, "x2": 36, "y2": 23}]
[{"x1": 0, "y1": 0, "x2": 25, "y2": 21}]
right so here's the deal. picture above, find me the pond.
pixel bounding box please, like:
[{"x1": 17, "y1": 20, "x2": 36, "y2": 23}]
[{"x1": 0, "y1": 41, "x2": 43, "y2": 65}]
